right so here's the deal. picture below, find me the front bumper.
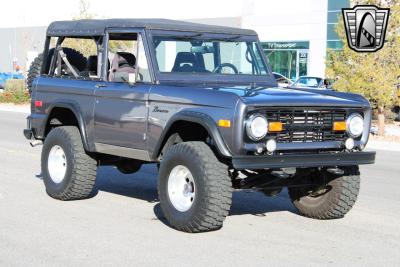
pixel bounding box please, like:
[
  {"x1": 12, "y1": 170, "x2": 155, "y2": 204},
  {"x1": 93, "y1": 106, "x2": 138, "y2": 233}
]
[{"x1": 232, "y1": 151, "x2": 375, "y2": 170}]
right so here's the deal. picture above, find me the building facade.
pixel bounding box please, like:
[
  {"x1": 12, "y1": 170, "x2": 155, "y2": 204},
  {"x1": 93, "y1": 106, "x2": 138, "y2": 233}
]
[
  {"x1": 192, "y1": 0, "x2": 349, "y2": 80},
  {"x1": 0, "y1": 27, "x2": 46, "y2": 72},
  {"x1": 0, "y1": 0, "x2": 349, "y2": 79}
]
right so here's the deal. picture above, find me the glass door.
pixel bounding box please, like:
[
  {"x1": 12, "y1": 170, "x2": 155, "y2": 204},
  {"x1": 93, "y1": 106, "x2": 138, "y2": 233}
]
[
  {"x1": 297, "y1": 49, "x2": 308, "y2": 77},
  {"x1": 262, "y1": 41, "x2": 310, "y2": 81},
  {"x1": 266, "y1": 50, "x2": 297, "y2": 80}
]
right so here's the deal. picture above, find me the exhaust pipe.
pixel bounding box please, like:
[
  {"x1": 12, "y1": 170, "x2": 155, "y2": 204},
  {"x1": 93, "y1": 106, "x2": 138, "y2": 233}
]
[{"x1": 30, "y1": 140, "x2": 43, "y2": 147}]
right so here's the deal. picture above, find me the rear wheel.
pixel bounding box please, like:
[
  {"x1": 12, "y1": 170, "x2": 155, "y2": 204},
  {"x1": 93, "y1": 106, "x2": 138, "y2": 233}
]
[
  {"x1": 158, "y1": 141, "x2": 233, "y2": 233},
  {"x1": 288, "y1": 166, "x2": 360, "y2": 219},
  {"x1": 41, "y1": 126, "x2": 97, "y2": 200}
]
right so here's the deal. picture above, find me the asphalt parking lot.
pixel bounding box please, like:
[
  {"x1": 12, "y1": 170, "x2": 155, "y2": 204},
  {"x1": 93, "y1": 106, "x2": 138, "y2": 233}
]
[{"x1": 1, "y1": 110, "x2": 399, "y2": 266}]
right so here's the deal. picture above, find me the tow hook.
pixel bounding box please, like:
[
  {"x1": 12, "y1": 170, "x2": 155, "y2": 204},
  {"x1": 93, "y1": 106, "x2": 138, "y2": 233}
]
[{"x1": 30, "y1": 140, "x2": 43, "y2": 147}]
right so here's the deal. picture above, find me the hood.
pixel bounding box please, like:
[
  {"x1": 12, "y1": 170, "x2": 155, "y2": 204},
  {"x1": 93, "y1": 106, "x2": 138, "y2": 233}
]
[{"x1": 214, "y1": 85, "x2": 370, "y2": 108}]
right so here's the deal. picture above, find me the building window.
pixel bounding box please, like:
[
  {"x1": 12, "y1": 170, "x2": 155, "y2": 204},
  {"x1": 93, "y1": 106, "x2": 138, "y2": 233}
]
[
  {"x1": 327, "y1": 0, "x2": 350, "y2": 50},
  {"x1": 261, "y1": 41, "x2": 309, "y2": 80},
  {"x1": 328, "y1": 0, "x2": 350, "y2": 11}
]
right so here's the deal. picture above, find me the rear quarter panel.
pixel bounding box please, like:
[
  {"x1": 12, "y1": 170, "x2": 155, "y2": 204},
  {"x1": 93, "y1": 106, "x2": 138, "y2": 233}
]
[{"x1": 32, "y1": 77, "x2": 96, "y2": 149}]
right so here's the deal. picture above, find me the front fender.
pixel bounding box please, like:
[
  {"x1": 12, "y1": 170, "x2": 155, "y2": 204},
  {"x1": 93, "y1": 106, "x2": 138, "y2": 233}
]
[{"x1": 151, "y1": 110, "x2": 232, "y2": 160}]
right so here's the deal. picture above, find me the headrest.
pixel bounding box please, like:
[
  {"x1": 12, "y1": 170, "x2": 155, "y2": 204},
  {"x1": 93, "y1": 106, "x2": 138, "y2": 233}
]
[
  {"x1": 174, "y1": 52, "x2": 196, "y2": 65},
  {"x1": 116, "y1": 52, "x2": 136, "y2": 67}
]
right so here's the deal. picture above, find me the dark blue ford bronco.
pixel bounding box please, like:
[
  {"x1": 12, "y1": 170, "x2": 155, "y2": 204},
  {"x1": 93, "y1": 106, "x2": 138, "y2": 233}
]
[{"x1": 24, "y1": 19, "x2": 375, "y2": 232}]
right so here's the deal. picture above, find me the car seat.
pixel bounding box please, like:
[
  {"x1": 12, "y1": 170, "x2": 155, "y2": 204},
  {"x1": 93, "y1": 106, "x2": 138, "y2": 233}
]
[
  {"x1": 109, "y1": 52, "x2": 136, "y2": 82},
  {"x1": 172, "y1": 52, "x2": 208, "y2": 73}
]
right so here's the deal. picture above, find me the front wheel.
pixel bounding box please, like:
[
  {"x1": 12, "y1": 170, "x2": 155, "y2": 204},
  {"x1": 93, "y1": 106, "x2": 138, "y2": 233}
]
[
  {"x1": 288, "y1": 166, "x2": 360, "y2": 219},
  {"x1": 158, "y1": 142, "x2": 233, "y2": 233}
]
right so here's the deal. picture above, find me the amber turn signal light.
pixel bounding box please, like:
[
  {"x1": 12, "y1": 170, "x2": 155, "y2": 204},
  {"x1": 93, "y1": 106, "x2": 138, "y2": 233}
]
[
  {"x1": 218, "y1": 119, "x2": 231, "y2": 128},
  {"x1": 333, "y1": 121, "x2": 346, "y2": 131},
  {"x1": 268, "y1": 122, "x2": 283, "y2": 132}
]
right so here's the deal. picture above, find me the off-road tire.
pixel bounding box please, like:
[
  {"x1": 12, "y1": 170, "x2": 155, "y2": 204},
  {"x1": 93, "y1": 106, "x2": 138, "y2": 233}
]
[
  {"x1": 26, "y1": 48, "x2": 87, "y2": 94},
  {"x1": 288, "y1": 166, "x2": 360, "y2": 219},
  {"x1": 158, "y1": 141, "x2": 233, "y2": 233},
  {"x1": 41, "y1": 126, "x2": 97, "y2": 200},
  {"x1": 26, "y1": 55, "x2": 43, "y2": 94}
]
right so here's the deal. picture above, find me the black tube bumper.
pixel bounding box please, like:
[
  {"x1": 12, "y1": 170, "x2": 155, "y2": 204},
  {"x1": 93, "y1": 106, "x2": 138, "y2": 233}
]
[{"x1": 232, "y1": 151, "x2": 376, "y2": 170}]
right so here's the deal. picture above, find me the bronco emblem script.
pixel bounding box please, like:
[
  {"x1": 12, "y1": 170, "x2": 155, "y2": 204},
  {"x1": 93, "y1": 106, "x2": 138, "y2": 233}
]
[{"x1": 342, "y1": 5, "x2": 389, "y2": 52}]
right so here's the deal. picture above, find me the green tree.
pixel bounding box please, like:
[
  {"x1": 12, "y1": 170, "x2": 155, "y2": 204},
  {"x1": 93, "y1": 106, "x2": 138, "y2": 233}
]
[
  {"x1": 62, "y1": 0, "x2": 97, "y2": 57},
  {"x1": 326, "y1": 0, "x2": 400, "y2": 135},
  {"x1": 63, "y1": 0, "x2": 132, "y2": 58}
]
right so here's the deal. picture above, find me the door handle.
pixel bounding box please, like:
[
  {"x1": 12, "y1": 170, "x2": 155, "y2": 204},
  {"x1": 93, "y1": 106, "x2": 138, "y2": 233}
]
[{"x1": 95, "y1": 84, "x2": 107, "y2": 88}]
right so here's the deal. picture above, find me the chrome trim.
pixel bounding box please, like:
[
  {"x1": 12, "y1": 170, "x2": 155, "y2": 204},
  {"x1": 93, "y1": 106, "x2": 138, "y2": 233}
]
[
  {"x1": 346, "y1": 113, "x2": 364, "y2": 138},
  {"x1": 245, "y1": 114, "x2": 268, "y2": 141},
  {"x1": 95, "y1": 143, "x2": 151, "y2": 161}
]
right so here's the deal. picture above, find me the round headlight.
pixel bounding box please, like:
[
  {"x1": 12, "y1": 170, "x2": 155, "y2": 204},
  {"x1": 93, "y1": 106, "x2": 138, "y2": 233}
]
[
  {"x1": 246, "y1": 114, "x2": 268, "y2": 141},
  {"x1": 346, "y1": 113, "x2": 364, "y2": 137}
]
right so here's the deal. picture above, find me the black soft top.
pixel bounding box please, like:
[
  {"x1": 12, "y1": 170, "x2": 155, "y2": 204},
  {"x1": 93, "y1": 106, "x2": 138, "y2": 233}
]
[{"x1": 47, "y1": 18, "x2": 257, "y2": 37}]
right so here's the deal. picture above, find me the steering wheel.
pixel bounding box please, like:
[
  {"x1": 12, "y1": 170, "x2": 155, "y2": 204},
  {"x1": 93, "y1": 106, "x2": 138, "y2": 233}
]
[{"x1": 213, "y1": 63, "x2": 239, "y2": 74}]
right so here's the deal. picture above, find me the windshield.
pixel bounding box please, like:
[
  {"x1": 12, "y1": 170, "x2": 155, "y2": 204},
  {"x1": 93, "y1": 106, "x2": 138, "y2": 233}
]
[{"x1": 153, "y1": 36, "x2": 268, "y2": 76}]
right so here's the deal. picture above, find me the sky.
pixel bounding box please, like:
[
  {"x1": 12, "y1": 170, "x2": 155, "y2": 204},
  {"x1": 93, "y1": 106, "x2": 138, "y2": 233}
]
[{"x1": 1, "y1": 0, "x2": 245, "y2": 28}]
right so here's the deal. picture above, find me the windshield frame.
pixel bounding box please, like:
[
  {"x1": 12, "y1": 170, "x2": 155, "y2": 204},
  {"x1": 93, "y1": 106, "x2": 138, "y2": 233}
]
[{"x1": 147, "y1": 30, "x2": 276, "y2": 86}]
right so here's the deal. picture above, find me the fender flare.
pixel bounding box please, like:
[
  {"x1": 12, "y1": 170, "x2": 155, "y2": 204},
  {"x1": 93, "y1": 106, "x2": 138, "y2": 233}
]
[
  {"x1": 151, "y1": 110, "x2": 232, "y2": 160},
  {"x1": 45, "y1": 101, "x2": 92, "y2": 151}
]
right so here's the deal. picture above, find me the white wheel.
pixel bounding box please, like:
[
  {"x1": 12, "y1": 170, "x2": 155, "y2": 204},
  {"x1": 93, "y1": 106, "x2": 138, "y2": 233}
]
[
  {"x1": 42, "y1": 126, "x2": 97, "y2": 200},
  {"x1": 158, "y1": 142, "x2": 233, "y2": 232},
  {"x1": 47, "y1": 145, "x2": 67, "y2": 183},
  {"x1": 167, "y1": 165, "x2": 196, "y2": 212}
]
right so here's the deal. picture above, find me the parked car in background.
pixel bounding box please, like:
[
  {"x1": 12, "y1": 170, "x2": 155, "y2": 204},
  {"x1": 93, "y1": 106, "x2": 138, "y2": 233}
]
[
  {"x1": 291, "y1": 76, "x2": 331, "y2": 89},
  {"x1": 0, "y1": 77, "x2": 4, "y2": 90},
  {"x1": 272, "y1": 72, "x2": 292, "y2": 87},
  {"x1": 394, "y1": 79, "x2": 400, "y2": 121},
  {"x1": 393, "y1": 106, "x2": 400, "y2": 121},
  {"x1": 0, "y1": 72, "x2": 25, "y2": 90}
]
